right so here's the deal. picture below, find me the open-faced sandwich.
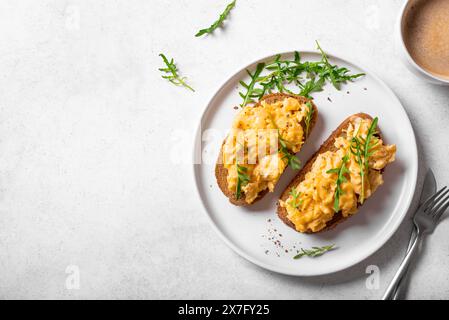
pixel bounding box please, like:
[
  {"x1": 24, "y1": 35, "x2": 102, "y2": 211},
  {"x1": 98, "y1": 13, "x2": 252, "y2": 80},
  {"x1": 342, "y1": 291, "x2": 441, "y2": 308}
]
[
  {"x1": 277, "y1": 113, "x2": 396, "y2": 233},
  {"x1": 216, "y1": 93, "x2": 318, "y2": 206}
]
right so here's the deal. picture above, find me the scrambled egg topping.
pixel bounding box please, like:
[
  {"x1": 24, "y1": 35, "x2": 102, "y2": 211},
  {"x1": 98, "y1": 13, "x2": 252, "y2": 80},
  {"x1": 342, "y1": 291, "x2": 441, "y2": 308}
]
[
  {"x1": 280, "y1": 116, "x2": 396, "y2": 233},
  {"x1": 222, "y1": 97, "x2": 309, "y2": 203}
]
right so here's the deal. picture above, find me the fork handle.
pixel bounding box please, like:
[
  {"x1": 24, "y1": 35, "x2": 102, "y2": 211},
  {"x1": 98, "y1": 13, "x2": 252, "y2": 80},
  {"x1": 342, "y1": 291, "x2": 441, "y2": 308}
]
[
  {"x1": 382, "y1": 232, "x2": 422, "y2": 300},
  {"x1": 391, "y1": 226, "x2": 418, "y2": 299}
]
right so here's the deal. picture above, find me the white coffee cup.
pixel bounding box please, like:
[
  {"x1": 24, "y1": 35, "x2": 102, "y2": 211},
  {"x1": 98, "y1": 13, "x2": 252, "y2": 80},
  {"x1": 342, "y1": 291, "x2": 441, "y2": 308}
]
[{"x1": 396, "y1": 0, "x2": 449, "y2": 85}]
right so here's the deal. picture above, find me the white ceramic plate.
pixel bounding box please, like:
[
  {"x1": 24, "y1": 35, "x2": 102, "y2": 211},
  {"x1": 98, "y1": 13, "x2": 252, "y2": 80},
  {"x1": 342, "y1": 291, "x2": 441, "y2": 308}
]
[{"x1": 193, "y1": 51, "x2": 418, "y2": 276}]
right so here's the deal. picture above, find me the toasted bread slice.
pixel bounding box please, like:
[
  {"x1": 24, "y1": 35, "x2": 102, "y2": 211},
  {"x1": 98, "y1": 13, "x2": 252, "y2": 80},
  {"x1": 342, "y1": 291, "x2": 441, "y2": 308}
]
[
  {"x1": 277, "y1": 113, "x2": 382, "y2": 233},
  {"x1": 215, "y1": 93, "x2": 318, "y2": 206}
]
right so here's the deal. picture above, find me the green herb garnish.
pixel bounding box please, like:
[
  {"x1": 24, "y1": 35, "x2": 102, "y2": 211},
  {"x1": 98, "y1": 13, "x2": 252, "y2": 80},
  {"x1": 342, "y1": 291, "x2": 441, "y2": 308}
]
[
  {"x1": 304, "y1": 101, "x2": 314, "y2": 137},
  {"x1": 293, "y1": 244, "x2": 336, "y2": 259},
  {"x1": 326, "y1": 154, "x2": 350, "y2": 212},
  {"x1": 238, "y1": 41, "x2": 364, "y2": 104},
  {"x1": 350, "y1": 137, "x2": 365, "y2": 203},
  {"x1": 236, "y1": 163, "x2": 250, "y2": 200},
  {"x1": 315, "y1": 41, "x2": 365, "y2": 90},
  {"x1": 350, "y1": 117, "x2": 379, "y2": 204},
  {"x1": 257, "y1": 52, "x2": 303, "y2": 97},
  {"x1": 239, "y1": 63, "x2": 265, "y2": 107},
  {"x1": 299, "y1": 75, "x2": 325, "y2": 98},
  {"x1": 361, "y1": 117, "x2": 379, "y2": 173},
  {"x1": 279, "y1": 135, "x2": 301, "y2": 170},
  {"x1": 195, "y1": 0, "x2": 236, "y2": 37},
  {"x1": 159, "y1": 54, "x2": 194, "y2": 91},
  {"x1": 289, "y1": 187, "x2": 303, "y2": 209}
]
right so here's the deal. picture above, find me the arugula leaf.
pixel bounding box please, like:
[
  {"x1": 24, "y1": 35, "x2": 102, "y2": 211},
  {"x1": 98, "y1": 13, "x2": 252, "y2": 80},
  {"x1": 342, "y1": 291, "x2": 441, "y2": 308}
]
[
  {"x1": 237, "y1": 42, "x2": 364, "y2": 105},
  {"x1": 326, "y1": 154, "x2": 350, "y2": 212},
  {"x1": 299, "y1": 76, "x2": 325, "y2": 98},
  {"x1": 315, "y1": 41, "x2": 365, "y2": 90},
  {"x1": 195, "y1": 0, "x2": 236, "y2": 37},
  {"x1": 293, "y1": 244, "x2": 336, "y2": 259},
  {"x1": 279, "y1": 135, "x2": 301, "y2": 170},
  {"x1": 289, "y1": 187, "x2": 303, "y2": 209},
  {"x1": 350, "y1": 117, "x2": 379, "y2": 204},
  {"x1": 239, "y1": 63, "x2": 265, "y2": 107},
  {"x1": 361, "y1": 117, "x2": 379, "y2": 171},
  {"x1": 350, "y1": 137, "x2": 365, "y2": 203},
  {"x1": 304, "y1": 101, "x2": 314, "y2": 137},
  {"x1": 235, "y1": 163, "x2": 250, "y2": 200},
  {"x1": 159, "y1": 54, "x2": 194, "y2": 91}
]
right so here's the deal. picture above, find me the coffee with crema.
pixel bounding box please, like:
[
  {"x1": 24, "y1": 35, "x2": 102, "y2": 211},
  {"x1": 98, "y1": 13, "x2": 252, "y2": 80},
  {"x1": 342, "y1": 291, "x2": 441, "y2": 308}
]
[{"x1": 403, "y1": 0, "x2": 449, "y2": 80}]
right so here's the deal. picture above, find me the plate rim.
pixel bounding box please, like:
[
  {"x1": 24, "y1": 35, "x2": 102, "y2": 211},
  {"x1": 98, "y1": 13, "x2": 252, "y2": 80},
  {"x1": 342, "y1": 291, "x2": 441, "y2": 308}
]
[{"x1": 192, "y1": 50, "x2": 418, "y2": 276}]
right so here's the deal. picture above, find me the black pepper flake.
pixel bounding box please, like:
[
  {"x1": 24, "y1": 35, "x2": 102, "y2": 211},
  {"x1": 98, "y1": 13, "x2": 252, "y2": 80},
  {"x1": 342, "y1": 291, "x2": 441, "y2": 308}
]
[
  {"x1": 327, "y1": 97, "x2": 332, "y2": 102},
  {"x1": 233, "y1": 106, "x2": 238, "y2": 110}
]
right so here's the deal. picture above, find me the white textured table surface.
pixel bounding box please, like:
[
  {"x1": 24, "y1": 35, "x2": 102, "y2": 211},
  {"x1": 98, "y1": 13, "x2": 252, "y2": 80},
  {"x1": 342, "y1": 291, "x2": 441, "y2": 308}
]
[{"x1": 0, "y1": 0, "x2": 448, "y2": 300}]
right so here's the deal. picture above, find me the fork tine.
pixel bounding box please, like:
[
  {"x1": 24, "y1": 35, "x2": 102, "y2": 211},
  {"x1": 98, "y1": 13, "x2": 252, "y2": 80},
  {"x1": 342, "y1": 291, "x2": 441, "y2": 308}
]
[
  {"x1": 431, "y1": 188, "x2": 449, "y2": 211},
  {"x1": 422, "y1": 186, "x2": 447, "y2": 211},
  {"x1": 431, "y1": 189, "x2": 449, "y2": 212},
  {"x1": 433, "y1": 193, "x2": 449, "y2": 220},
  {"x1": 426, "y1": 188, "x2": 449, "y2": 214}
]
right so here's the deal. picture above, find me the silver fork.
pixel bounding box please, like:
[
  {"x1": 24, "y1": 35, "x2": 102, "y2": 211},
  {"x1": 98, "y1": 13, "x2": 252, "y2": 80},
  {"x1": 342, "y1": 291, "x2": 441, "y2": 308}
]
[{"x1": 383, "y1": 186, "x2": 449, "y2": 300}]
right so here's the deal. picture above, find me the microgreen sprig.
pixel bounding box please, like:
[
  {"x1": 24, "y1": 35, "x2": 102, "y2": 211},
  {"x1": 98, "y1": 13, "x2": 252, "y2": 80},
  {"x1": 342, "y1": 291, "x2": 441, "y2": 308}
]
[
  {"x1": 350, "y1": 137, "x2": 365, "y2": 203},
  {"x1": 239, "y1": 63, "x2": 265, "y2": 107},
  {"x1": 236, "y1": 163, "x2": 250, "y2": 200},
  {"x1": 238, "y1": 42, "x2": 365, "y2": 104},
  {"x1": 361, "y1": 117, "x2": 379, "y2": 172},
  {"x1": 159, "y1": 54, "x2": 194, "y2": 91},
  {"x1": 257, "y1": 52, "x2": 303, "y2": 97},
  {"x1": 289, "y1": 187, "x2": 303, "y2": 209},
  {"x1": 315, "y1": 41, "x2": 365, "y2": 90},
  {"x1": 350, "y1": 117, "x2": 379, "y2": 204},
  {"x1": 279, "y1": 135, "x2": 301, "y2": 170},
  {"x1": 326, "y1": 154, "x2": 350, "y2": 212},
  {"x1": 299, "y1": 75, "x2": 325, "y2": 98},
  {"x1": 304, "y1": 101, "x2": 314, "y2": 137},
  {"x1": 195, "y1": 0, "x2": 236, "y2": 37},
  {"x1": 293, "y1": 244, "x2": 336, "y2": 259}
]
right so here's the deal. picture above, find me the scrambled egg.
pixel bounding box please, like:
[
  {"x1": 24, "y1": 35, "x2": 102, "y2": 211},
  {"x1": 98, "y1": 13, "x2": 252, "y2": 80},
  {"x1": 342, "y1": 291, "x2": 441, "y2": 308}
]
[
  {"x1": 280, "y1": 116, "x2": 396, "y2": 233},
  {"x1": 222, "y1": 97, "x2": 309, "y2": 203}
]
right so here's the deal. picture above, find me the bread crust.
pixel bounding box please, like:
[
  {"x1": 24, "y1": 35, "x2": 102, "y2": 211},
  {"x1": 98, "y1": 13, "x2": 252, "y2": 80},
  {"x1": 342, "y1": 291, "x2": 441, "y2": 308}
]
[
  {"x1": 277, "y1": 113, "x2": 381, "y2": 233},
  {"x1": 215, "y1": 93, "x2": 318, "y2": 206}
]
